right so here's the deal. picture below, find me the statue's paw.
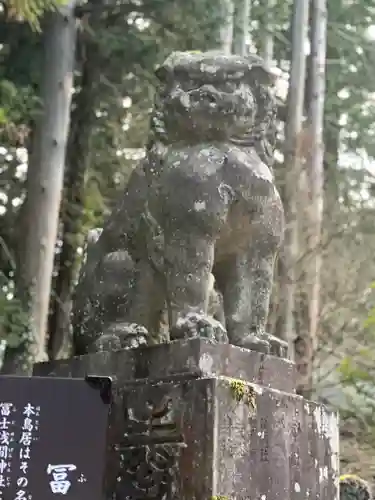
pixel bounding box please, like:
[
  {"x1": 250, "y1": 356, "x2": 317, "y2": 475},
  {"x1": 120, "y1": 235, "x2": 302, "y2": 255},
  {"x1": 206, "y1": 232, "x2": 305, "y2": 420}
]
[
  {"x1": 89, "y1": 322, "x2": 149, "y2": 353},
  {"x1": 232, "y1": 331, "x2": 288, "y2": 358},
  {"x1": 113, "y1": 322, "x2": 149, "y2": 349},
  {"x1": 232, "y1": 333, "x2": 271, "y2": 354},
  {"x1": 262, "y1": 333, "x2": 288, "y2": 359},
  {"x1": 171, "y1": 311, "x2": 228, "y2": 344},
  {"x1": 89, "y1": 333, "x2": 122, "y2": 353}
]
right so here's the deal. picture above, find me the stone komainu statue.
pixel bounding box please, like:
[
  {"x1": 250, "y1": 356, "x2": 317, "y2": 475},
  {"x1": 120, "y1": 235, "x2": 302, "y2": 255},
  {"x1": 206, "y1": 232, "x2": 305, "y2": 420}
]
[{"x1": 72, "y1": 51, "x2": 286, "y2": 357}]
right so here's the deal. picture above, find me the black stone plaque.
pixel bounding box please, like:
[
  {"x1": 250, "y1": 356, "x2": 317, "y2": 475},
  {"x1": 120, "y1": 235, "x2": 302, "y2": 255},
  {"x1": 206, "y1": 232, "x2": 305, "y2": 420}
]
[{"x1": 0, "y1": 375, "x2": 111, "y2": 500}]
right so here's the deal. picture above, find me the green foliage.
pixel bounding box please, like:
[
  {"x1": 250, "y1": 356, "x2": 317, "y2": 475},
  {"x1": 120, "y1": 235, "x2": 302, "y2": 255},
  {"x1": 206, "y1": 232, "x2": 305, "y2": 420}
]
[
  {"x1": 337, "y1": 356, "x2": 373, "y2": 385},
  {"x1": 0, "y1": 272, "x2": 29, "y2": 348},
  {"x1": 0, "y1": 79, "x2": 41, "y2": 125},
  {"x1": 3, "y1": 0, "x2": 67, "y2": 30}
]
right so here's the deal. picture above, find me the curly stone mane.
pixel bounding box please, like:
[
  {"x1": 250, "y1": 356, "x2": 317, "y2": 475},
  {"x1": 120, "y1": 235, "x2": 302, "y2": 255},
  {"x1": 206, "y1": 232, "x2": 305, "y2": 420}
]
[
  {"x1": 147, "y1": 51, "x2": 278, "y2": 168},
  {"x1": 228, "y1": 70, "x2": 277, "y2": 167}
]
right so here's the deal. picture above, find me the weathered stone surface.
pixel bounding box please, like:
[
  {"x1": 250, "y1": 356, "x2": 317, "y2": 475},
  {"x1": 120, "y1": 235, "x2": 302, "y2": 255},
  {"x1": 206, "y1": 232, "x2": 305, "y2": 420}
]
[
  {"x1": 103, "y1": 378, "x2": 338, "y2": 499},
  {"x1": 34, "y1": 341, "x2": 338, "y2": 500},
  {"x1": 33, "y1": 338, "x2": 296, "y2": 393},
  {"x1": 105, "y1": 378, "x2": 214, "y2": 499},
  {"x1": 103, "y1": 377, "x2": 339, "y2": 500},
  {"x1": 213, "y1": 378, "x2": 339, "y2": 500},
  {"x1": 72, "y1": 50, "x2": 286, "y2": 359}
]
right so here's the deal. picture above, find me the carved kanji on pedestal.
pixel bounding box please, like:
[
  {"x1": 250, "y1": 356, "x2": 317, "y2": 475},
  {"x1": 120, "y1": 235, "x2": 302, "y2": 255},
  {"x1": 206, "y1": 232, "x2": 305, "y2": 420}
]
[{"x1": 114, "y1": 388, "x2": 185, "y2": 500}]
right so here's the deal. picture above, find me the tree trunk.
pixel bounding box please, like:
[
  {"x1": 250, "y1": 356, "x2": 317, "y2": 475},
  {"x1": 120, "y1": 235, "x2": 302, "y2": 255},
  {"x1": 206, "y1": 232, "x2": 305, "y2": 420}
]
[
  {"x1": 260, "y1": 0, "x2": 274, "y2": 64},
  {"x1": 279, "y1": 0, "x2": 309, "y2": 360},
  {"x1": 2, "y1": 2, "x2": 77, "y2": 374},
  {"x1": 233, "y1": 0, "x2": 250, "y2": 56},
  {"x1": 219, "y1": 0, "x2": 234, "y2": 54},
  {"x1": 303, "y1": 0, "x2": 327, "y2": 399},
  {"x1": 48, "y1": 29, "x2": 100, "y2": 361},
  {"x1": 323, "y1": 42, "x2": 340, "y2": 195}
]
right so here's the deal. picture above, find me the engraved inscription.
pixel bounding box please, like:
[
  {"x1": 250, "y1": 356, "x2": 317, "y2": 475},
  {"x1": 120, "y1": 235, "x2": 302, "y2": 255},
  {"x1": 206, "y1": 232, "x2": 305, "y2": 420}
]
[
  {"x1": 259, "y1": 417, "x2": 269, "y2": 463},
  {"x1": 115, "y1": 389, "x2": 185, "y2": 500}
]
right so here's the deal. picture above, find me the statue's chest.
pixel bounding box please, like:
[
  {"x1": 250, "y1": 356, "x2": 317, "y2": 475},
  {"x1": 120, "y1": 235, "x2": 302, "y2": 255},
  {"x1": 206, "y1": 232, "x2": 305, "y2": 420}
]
[{"x1": 161, "y1": 145, "x2": 227, "y2": 178}]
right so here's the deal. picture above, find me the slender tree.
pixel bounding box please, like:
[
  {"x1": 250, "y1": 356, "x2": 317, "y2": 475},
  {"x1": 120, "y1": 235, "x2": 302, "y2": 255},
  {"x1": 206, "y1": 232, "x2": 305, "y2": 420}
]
[
  {"x1": 2, "y1": 1, "x2": 77, "y2": 373},
  {"x1": 233, "y1": 0, "x2": 250, "y2": 56},
  {"x1": 219, "y1": 0, "x2": 235, "y2": 54},
  {"x1": 48, "y1": 0, "x2": 101, "y2": 360},
  {"x1": 279, "y1": 0, "x2": 309, "y2": 362},
  {"x1": 260, "y1": 0, "x2": 274, "y2": 64},
  {"x1": 304, "y1": 0, "x2": 327, "y2": 398}
]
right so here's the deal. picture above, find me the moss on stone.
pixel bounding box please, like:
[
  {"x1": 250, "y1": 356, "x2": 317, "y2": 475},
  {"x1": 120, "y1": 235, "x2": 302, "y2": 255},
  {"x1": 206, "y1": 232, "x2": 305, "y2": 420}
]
[
  {"x1": 229, "y1": 378, "x2": 257, "y2": 414},
  {"x1": 211, "y1": 496, "x2": 229, "y2": 500},
  {"x1": 229, "y1": 379, "x2": 246, "y2": 402},
  {"x1": 340, "y1": 474, "x2": 372, "y2": 500}
]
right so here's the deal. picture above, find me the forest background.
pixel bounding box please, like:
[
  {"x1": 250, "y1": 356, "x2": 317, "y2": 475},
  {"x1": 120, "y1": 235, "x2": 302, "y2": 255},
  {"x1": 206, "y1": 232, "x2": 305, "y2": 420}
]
[{"x1": 1, "y1": 0, "x2": 375, "y2": 483}]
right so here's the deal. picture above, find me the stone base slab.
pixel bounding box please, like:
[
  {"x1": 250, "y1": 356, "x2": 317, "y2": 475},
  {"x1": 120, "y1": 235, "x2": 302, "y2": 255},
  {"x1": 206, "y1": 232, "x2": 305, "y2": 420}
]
[
  {"x1": 33, "y1": 338, "x2": 296, "y2": 393},
  {"x1": 33, "y1": 341, "x2": 339, "y2": 499}
]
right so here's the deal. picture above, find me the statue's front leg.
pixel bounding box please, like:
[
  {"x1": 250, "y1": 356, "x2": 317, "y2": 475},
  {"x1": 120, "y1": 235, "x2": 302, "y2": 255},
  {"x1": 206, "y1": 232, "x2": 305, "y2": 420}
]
[
  {"x1": 247, "y1": 251, "x2": 288, "y2": 358},
  {"x1": 164, "y1": 228, "x2": 228, "y2": 344},
  {"x1": 90, "y1": 258, "x2": 166, "y2": 352},
  {"x1": 214, "y1": 191, "x2": 286, "y2": 356},
  {"x1": 246, "y1": 193, "x2": 287, "y2": 358},
  {"x1": 214, "y1": 253, "x2": 271, "y2": 353}
]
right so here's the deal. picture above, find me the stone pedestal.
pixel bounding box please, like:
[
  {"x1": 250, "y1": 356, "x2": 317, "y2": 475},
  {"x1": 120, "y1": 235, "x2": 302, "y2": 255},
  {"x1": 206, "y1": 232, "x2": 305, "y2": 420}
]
[{"x1": 34, "y1": 339, "x2": 339, "y2": 500}]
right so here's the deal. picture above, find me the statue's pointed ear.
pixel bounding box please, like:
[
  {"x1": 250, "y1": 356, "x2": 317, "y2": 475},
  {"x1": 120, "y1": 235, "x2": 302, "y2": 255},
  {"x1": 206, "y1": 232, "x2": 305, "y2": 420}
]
[{"x1": 248, "y1": 65, "x2": 277, "y2": 86}]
